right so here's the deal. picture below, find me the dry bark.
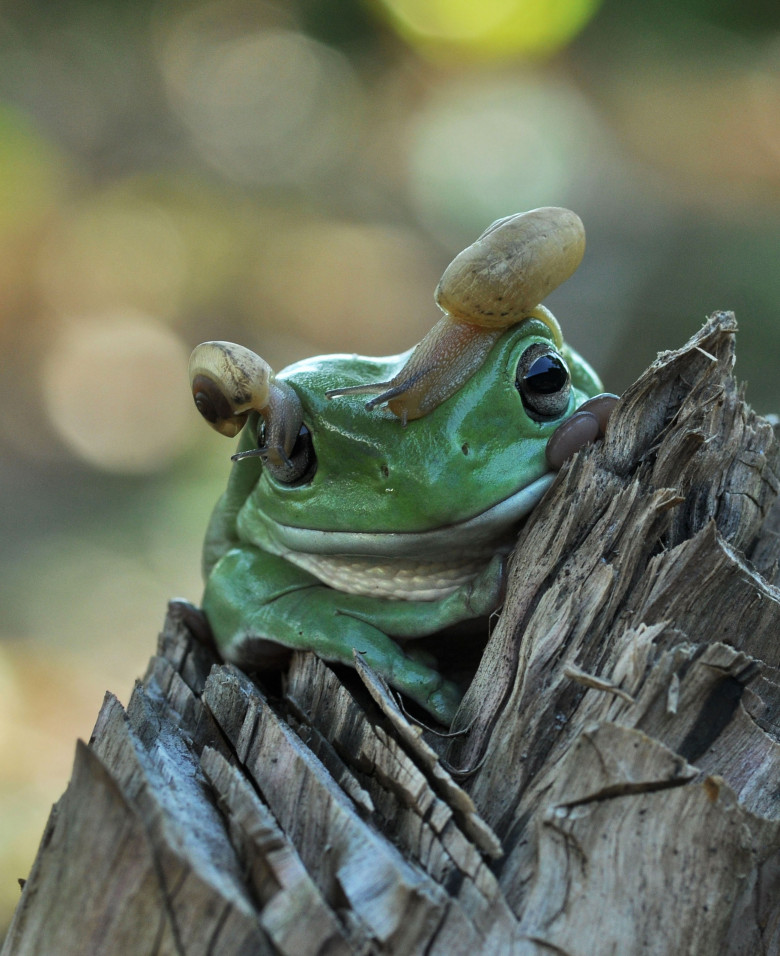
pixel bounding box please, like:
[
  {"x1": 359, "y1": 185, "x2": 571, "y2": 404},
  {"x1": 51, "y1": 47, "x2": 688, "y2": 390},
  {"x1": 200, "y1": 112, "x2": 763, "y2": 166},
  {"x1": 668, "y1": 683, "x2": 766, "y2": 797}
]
[{"x1": 4, "y1": 312, "x2": 780, "y2": 955}]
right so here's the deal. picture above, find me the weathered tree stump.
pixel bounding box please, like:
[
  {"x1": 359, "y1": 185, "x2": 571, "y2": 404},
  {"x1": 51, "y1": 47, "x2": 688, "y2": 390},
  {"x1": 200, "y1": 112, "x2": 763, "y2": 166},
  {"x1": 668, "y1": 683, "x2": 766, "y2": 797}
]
[{"x1": 4, "y1": 312, "x2": 780, "y2": 955}]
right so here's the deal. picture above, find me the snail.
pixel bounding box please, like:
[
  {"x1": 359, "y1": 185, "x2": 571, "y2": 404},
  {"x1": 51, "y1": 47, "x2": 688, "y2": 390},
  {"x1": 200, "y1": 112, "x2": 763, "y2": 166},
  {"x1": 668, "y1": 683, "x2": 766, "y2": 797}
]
[
  {"x1": 188, "y1": 341, "x2": 304, "y2": 471},
  {"x1": 326, "y1": 206, "x2": 587, "y2": 423}
]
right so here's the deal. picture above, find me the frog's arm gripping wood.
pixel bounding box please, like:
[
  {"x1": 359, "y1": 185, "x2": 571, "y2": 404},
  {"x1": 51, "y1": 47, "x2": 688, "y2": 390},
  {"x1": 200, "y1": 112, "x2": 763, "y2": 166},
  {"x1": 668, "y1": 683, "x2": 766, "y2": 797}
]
[{"x1": 203, "y1": 545, "x2": 506, "y2": 723}]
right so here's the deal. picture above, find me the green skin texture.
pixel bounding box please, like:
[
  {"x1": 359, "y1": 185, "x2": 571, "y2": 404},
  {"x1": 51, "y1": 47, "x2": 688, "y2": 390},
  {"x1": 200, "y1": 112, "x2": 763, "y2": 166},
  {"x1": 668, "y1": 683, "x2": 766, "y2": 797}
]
[{"x1": 201, "y1": 318, "x2": 602, "y2": 723}]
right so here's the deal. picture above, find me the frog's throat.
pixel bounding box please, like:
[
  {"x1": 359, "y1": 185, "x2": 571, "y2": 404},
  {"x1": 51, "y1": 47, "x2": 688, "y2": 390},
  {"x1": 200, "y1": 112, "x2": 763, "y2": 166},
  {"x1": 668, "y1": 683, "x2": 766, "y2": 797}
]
[{"x1": 237, "y1": 472, "x2": 556, "y2": 600}]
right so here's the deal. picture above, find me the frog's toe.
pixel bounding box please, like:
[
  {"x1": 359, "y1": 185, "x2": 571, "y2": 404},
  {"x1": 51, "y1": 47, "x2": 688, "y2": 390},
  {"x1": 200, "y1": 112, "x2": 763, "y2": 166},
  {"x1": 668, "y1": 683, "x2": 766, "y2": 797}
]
[
  {"x1": 467, "y1": 553, "x2": 507, "y2": 617},
  {"x1": 425, "y1": 678, "x2": 462, "y2": 726},
  {"x1": 384, "y1": 655, "x2": 462, "y2": 725}
]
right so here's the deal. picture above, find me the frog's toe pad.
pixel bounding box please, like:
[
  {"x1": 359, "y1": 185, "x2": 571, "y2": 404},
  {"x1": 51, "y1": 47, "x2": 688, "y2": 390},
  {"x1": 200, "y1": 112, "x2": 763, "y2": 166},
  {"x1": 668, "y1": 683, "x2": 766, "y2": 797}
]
[{"x1": 426, "y1": 679, "x2": 463, "y2": 726}]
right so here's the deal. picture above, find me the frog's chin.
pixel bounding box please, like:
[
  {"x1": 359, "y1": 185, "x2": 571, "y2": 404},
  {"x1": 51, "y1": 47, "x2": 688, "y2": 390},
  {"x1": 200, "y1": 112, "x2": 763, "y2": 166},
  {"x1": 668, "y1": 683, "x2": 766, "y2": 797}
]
[{"x1": 241, "y1": 471, "x2": 556, "y2": 562}]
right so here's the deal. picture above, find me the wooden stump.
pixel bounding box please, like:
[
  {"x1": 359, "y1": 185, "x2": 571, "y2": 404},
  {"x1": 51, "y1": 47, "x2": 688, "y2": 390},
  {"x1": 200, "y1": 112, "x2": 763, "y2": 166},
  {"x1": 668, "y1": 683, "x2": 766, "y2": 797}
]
[{"x1": 4, "y1": 312, "x2": 780, "y2": 955}]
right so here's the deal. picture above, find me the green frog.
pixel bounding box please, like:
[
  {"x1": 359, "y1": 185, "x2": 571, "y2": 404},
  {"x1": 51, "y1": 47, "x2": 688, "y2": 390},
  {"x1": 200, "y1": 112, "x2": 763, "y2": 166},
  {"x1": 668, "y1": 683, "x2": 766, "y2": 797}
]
[{"x1": 189, "y1": 208, "x2": 613, "y2": 723}]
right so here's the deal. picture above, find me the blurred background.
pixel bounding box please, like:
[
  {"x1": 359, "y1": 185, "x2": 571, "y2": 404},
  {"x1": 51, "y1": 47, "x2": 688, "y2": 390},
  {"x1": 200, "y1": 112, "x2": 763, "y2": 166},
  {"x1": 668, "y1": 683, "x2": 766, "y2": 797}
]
[{"x1": 1, "y1": 0, "x2": 779, "y2": 932}]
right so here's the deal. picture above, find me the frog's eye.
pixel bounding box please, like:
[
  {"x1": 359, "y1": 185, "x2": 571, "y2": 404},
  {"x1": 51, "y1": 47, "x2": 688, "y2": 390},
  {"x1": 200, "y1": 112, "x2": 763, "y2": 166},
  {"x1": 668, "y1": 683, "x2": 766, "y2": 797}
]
[
  {"x1": 189, "y1": 341, "x2": 303, "y2": 468},
  {"x1": 515, "y1": 343, "x2": 571, "y2": 421},
  {"x1": 242, "y1": 420, "x2": 316, "y2": 485}
]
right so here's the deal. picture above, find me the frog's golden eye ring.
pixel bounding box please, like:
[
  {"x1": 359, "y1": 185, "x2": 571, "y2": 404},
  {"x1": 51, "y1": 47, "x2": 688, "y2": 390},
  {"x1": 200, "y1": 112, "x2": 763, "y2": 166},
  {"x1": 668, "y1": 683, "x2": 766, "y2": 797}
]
[
  {"x1": 545, "y1": 392, "x2": 619, "y2": 468},
  {"x1": 189, "y1": 341, "x2": 303, "y2": 467},
  {"x1": 327, "y1": 207, "x2": 583, "y2": 423}
]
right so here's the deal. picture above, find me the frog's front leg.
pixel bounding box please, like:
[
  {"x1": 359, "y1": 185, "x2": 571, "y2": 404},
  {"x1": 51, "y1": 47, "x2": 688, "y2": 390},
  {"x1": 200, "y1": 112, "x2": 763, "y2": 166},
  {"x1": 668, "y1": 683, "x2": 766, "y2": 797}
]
[{"x1": 203, "y1": 545, "x2": 496, "y2": 724}]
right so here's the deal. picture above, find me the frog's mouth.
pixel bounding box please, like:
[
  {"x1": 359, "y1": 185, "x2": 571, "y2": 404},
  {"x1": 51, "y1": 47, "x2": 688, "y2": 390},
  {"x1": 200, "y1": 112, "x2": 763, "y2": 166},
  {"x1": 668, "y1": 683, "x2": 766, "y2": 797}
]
[{"x1": 238, "y1": 472, "x2": 555, "y2": 600}]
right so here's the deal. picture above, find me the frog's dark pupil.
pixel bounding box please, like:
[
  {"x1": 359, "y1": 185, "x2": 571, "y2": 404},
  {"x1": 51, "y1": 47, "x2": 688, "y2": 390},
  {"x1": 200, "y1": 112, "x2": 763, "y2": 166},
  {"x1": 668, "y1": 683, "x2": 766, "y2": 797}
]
[
  {"x1": 523, "y1": 355, "x2": 568, "y2": 394},
  {"x1": 291, "y1": 424, "x2": 312, "y2": 459}
]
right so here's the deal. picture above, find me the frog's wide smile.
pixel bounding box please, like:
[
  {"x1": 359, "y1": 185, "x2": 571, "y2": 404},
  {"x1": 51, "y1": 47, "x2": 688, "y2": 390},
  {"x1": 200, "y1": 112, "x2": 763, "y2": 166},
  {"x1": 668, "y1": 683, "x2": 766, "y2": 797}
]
[
  {"x1": 241, "y1": 471, "x2": 556, "y2": 561},
  {"x1": 234, "y1": 471, "x2": 556, "y2": 600}
]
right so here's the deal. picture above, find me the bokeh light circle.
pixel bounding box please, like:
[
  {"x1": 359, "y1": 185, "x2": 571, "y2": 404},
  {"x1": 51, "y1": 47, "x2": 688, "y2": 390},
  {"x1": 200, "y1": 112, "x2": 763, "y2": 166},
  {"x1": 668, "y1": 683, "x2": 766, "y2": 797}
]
[
  {"x1": 405, "y1": 74, "x2": 603, "y2": 245},
  {"x1": 370, "y1": 0, "x2": 603, "y2": 61},
  {"x1": 161, "y1": 22, "x2": 364, "y2": 186},
  {"x1": 38, "y1": 194, "x2": 187, "y2": 319},
  {"x1": 41, "y1": 311, "x2": 192, "y2": 473}
]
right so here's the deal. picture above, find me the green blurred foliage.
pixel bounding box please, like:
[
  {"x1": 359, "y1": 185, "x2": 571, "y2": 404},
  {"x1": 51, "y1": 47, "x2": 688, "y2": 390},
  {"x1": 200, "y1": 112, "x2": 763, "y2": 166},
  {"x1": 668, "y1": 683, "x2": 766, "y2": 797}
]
[
  {"x1": 1, "y1": 0, "x2": 779, "y2": 935},
  {"x1": 599, "y1": 0, "x2": 780, "y2": 36}
]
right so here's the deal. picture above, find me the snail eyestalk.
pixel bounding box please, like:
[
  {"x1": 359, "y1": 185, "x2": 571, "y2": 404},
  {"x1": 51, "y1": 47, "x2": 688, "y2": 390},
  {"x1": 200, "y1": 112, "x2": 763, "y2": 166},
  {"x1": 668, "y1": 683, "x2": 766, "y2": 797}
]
[{"x1": 189, "y1": 341, "x2": 303, "y2": 465}]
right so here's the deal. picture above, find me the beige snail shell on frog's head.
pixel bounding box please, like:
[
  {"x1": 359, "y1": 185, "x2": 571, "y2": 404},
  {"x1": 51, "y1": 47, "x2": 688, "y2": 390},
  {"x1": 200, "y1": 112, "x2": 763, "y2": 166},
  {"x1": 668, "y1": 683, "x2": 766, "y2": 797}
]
[{"x1": 327, "y1": 206, "x2": 586, "y2": 422}]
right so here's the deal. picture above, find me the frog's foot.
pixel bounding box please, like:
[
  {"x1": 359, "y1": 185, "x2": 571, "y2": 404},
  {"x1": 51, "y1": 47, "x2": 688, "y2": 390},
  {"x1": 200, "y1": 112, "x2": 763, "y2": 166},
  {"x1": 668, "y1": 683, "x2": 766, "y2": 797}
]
[
  {"x1": 424, "y1": 679, "x2": 462, "y2": 726},
  {"x1": 203, "y1": 546, "x2": 468, "y2": 724},
  {"x1": 227, "y1": 624, "x2": 463, "y2": 724},
  {"x1": 374, "y1": 649, "x2": 462, "y2": 725}
]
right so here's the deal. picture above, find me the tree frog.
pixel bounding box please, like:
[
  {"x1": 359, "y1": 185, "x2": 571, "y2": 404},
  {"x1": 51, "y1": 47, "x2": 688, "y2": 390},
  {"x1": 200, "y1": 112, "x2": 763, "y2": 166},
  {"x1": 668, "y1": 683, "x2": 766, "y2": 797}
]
[{"x1": 189, "y1": 208, "x2": 614, "y2": 724}]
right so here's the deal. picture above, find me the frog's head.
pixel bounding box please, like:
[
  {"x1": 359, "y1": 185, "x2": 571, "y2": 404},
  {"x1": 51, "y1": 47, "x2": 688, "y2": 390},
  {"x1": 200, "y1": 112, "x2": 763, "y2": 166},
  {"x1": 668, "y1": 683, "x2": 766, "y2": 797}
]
[{"x1": 189, "y1": 208, "x2": 615, "y2": 550}]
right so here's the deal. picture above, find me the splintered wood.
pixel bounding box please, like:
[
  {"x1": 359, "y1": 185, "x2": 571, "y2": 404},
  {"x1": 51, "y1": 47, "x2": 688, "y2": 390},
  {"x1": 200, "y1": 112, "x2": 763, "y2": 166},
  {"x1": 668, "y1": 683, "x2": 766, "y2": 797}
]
[{"x1": 4, "y1": 312, "x2": 780, "y2": 955}]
